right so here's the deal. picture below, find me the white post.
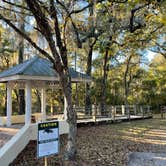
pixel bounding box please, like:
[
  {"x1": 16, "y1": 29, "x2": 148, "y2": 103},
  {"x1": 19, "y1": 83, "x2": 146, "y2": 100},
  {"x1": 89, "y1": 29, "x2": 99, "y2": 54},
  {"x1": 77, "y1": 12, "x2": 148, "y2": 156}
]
[
  {"x1": 122, "y1": 105, "x2": 125, "y2": 116},
  {"x1": 41, "y1": 87, "x2": 46, "y2": 121},
  {"x1": 50, "y1": 102, "x2": 53, "y2": 115},
  {"x1": 6, "y1": 83, "x2": 12, "y2": 126},
  {"x1": 25, "y1": 81, "x2": 32, "y2": 124},
  {"x1": 64, "y1": 96, "x2": 67, "y2": 120},
  {"x1": 92, "y1": 104, "x2": 95, "y2": 116},
  {"x1": 112, "y1": 106, "x2": 115, "y2": 120}
]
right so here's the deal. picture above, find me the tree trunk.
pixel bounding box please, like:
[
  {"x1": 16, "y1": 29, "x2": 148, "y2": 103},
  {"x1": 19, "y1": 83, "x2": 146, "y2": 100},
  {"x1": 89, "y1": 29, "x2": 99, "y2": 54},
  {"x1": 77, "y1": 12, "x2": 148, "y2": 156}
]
[
  {"x1": 59, "y1": 69, "x2": 77, "y2": 160},
  {"x1": 18, "y1": 89, "x2": 25, "y2": 115},
  {"x1": 85, "y1": 1, "x2": 95, "y2": 115},
  {"x1": 100, "y1": 49, "x2": 109, "y2": 115},
  {"x1": 124, "y1": 55, "x2": 132, "y2": 118},
  {"x1": 34, "y1": 89, "x2": 41, "y2": 112},
  {"x1": 85, "y1": 46, "x2": 93, "y2": 115},
  {"x1": 85, "y1": 83, "x2": 92, "y2": 115},
  {"x1": 18, "y1": 9, "x2": 25, "y2": 115}
]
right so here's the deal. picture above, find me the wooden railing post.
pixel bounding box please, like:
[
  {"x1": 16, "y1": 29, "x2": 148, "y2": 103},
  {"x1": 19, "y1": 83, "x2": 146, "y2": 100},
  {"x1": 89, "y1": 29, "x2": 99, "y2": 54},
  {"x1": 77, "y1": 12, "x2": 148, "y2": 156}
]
[
  {"x1": 92, "y1": 104, "x2": 96, "y2": 122},
  {"x1": 160, "y1": 106, "x2": 164, "y2": 119},
  {"x1": 122, "y1": 105, "x2": 125, "y2": 116},
  {"x1": 108, "y1": 105, "x2": 112, "y2": 118},
  {"x1": 147, "y1": 105, "x2": 150, "y2": 115},
  {"x1": 128, "y1": 106, "x2": 130, "y2": 120},
  {"x1": 134, "y1": 105, "x2": 137, "y2": 115},
  {"x1": 114, "y1": 106, "x2": 117, "y2": 120},
  {"x1": 141, "y1": 106, "x2": 144, "y2": 118},
  {"x1": 94, "y1": 105, "x2": 97, "y2": 122},
  {"x1": 112, "y1": 106, "x2": 115, "y2": 121}
]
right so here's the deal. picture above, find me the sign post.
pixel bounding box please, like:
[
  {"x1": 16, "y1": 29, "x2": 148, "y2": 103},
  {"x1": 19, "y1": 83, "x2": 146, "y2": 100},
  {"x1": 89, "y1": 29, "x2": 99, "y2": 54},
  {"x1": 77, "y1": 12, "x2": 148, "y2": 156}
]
[
  {"x1": 44, "y1": 157, "x2": 47, "y2": 166},
  {"x1": 37, "y1": 121, "x2": 59, "y2": 161}
]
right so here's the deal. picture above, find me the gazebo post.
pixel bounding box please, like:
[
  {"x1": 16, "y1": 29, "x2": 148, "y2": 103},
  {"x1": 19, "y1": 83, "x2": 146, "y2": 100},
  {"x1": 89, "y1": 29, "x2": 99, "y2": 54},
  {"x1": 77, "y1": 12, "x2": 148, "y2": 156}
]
[
  {"x1": 41, "y1": 87, "x2": 46, "y2": 121},
  {"x1": 6, "y1": 82, "x2": 12, "y2": 126},
  {"x1": 25, "y1": 81, "x2": 32, "y2": 124},
  {"x1": 64, "y1": 96, "x2": 67, "y2": 120}
]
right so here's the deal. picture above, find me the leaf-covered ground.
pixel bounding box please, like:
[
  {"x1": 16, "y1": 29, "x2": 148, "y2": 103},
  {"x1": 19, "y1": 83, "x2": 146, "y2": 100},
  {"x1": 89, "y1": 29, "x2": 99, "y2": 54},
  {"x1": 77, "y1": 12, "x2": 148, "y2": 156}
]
[{"x1": 11, "y1": 115, "x2": 166, "y2": 166}]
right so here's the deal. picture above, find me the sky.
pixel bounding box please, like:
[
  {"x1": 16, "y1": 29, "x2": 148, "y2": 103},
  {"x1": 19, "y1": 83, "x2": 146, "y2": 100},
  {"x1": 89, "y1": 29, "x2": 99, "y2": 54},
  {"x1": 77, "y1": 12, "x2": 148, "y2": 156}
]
[{"x1": 146, "y1": 50, "x2": 157, "y2": 61}]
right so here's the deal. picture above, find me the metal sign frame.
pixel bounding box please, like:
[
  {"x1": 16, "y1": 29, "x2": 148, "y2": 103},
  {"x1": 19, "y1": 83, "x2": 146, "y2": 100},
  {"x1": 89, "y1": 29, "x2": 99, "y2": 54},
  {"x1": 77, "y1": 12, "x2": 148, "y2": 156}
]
[{"x1": 37, "y1": 121, "x2": 59, "y2": 158}]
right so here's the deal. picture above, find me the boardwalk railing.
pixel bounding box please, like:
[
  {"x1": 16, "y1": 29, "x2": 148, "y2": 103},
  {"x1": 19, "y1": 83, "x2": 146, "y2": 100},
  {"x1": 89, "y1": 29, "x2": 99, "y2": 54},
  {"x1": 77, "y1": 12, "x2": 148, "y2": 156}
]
[
  {"x1": 0, "y1": 105, "x2": 152, "y2": 126},
  {"x1": 74, "y1": 105, "x2": 152, "y2": 122}
]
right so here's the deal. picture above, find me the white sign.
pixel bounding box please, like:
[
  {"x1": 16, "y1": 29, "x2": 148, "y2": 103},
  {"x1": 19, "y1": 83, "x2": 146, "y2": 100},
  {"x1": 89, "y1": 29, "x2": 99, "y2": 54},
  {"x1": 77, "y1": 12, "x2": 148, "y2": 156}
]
[{"x1": 37, "y1": 121, "x2": 59, "y2": 158}]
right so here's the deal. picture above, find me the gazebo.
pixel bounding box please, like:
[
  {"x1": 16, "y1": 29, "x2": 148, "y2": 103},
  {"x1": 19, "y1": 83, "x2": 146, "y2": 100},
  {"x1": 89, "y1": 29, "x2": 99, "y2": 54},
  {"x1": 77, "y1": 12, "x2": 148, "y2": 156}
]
[{"x1": 0, "y1": 56, "x2": 91, "y2": 126}]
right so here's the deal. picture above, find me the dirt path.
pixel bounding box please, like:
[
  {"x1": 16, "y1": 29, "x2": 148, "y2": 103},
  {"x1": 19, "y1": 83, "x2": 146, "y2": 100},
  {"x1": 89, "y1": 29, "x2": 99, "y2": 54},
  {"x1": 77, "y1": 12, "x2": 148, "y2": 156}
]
[{"x1": 10, "y1": 115, "x2": 166, "y2": 165}]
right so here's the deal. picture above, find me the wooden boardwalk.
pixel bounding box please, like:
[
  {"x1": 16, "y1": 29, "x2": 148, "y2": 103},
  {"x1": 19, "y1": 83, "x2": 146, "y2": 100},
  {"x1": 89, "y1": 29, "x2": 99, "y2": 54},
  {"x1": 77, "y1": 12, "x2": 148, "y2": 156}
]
[{"x1": 77, "y1": 115, "x2": 152, "y2": 124}]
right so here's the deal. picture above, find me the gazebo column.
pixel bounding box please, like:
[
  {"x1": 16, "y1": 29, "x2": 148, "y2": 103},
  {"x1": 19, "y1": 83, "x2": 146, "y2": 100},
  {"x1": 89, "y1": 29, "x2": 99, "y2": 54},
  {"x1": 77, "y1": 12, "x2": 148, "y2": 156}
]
[
  {"x1": 6, "y1": 83, "x2": 12, "y2": 127},
  {"x1": 41, "y1": 87, "x2": 46, "y2": 121},
  {"x1": 64, "y1": 96, "x2": 67, "y2": 120},
  {"x1": 25, "y1": 81, "x2": 32, "y2": 124}
]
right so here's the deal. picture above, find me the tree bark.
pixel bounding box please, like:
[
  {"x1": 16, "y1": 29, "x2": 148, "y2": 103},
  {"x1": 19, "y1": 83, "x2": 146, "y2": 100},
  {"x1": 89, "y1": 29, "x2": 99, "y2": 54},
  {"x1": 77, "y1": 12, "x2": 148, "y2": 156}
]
[
  {"x1": 85, "y1": 1, "x2": 96, "y2": 115},
  {"x1": 18, "y1": 7, "x2": 25, "y2": 115},
  {"x1": 59, "y1": 69, "x2": 77, "y2": 160},
  {"x1": 124, "y1": 55, "x2": 132, "y2": 118},
  {"x1": 34, "y1": 89, "x2": 41, "y2": 112},
  {"x1": 100, "y1": 49, "x2": 109, "y2": 115},
  {"x1": 85, "y1": 46, "x2": 93, "y2": 115}
]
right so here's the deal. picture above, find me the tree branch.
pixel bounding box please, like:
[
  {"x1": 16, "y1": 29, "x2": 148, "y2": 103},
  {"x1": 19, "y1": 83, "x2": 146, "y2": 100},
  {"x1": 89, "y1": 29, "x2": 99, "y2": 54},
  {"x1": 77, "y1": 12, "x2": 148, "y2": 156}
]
[
  {"x1": 2, "y1": 0, "x2": 30, "y2": 11},
  {"x1": 56, "y1": 0, "x2": 83, "y2": 48},
  {"x1": 155, "y1": 42, "x2": 166, "y2": 51},
  {"x1": 69, "y1": 4, "x2": 93, "y2": 16},
  {"x1": 25, "y1": 0, "x2": 63, "y2": 71},
  {"x1": 0, "y1": 5, "x2": 32, "y2": 16},
  {"x1": 130, "y1": 3, "x2": 149, "y2": 33},
  {"x1": 50, "y1": 0, "x2": 68, "y2": 68},
  {"x1": 0, "y1": 13, "x2": 54, "y2": 64},
  {"x1": 113, "y1": 0, "x2": 128, "y2": 3},
  {"x1": 151, "y1": 41, "x2": 166, "y2": 58}
]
